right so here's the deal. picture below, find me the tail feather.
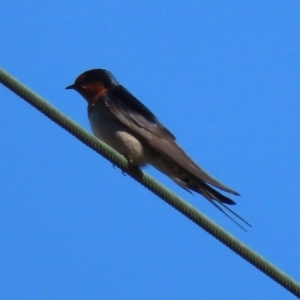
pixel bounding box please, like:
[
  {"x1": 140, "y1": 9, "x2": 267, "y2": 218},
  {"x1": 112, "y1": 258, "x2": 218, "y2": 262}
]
[
  {"x1": 205, "y1": 199, "x2": 250, "y2": 231},
  {"x1": 150, "y1": 157, "x2": 251, "y2": 230},
  {"x1": 188, "y1": 181, "x2": 251, "y2": 230},
  {"x1": 199, "y1": 182, "x2": 236, "y2": 205}
]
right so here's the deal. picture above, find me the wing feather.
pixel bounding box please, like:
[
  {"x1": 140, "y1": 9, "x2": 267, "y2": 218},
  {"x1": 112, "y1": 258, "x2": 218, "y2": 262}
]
[{"x1": 103, "y1": 85, "x2": 239, "y2": 196}]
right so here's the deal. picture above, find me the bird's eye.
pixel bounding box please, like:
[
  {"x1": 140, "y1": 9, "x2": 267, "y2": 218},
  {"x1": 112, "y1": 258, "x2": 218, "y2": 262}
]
[
  {"x1": 80, "y1": 84, "x2": 87, "y2": 89},
  {"x1": 80, "y1": 79, "x2": 93, "y2": 89}
]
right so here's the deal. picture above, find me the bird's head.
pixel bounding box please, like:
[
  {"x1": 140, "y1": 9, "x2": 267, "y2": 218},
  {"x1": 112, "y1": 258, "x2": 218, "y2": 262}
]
[{"x1": 66, "y1": 69, "x2": 118, "y2": 103}]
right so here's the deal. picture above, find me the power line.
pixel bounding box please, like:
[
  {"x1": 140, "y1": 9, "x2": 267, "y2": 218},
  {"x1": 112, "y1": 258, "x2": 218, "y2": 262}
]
[{"x1": 1, "y1": 67, "x2": 300, "y2": 298}]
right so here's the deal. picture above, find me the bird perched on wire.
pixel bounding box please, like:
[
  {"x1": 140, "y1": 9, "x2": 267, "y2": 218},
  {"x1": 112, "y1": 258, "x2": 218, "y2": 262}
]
[{"x1": 66, "y1": 69, "x2": 250, "y2": 229}]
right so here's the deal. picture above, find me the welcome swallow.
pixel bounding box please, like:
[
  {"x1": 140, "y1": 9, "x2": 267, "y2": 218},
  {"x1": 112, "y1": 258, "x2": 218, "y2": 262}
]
[{"x1": 66, "y1": 69, "x2": 250, "y2": 229}]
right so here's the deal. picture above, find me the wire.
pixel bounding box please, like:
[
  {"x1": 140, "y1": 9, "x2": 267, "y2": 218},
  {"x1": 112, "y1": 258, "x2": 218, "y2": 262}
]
[{"x1": 1, "y1": 67, "x2": 300, "y2": 298}]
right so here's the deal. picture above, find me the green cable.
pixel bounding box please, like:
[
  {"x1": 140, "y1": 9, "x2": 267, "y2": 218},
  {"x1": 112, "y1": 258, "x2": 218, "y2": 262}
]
[{"x1": 1, "y1": 67, "x2": 300, "y2": 298}]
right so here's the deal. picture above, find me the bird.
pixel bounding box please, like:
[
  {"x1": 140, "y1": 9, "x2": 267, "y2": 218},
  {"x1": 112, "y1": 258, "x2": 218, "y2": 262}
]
[{"x1": 66, "y1": 69, "x2": 250, "y2": 229}]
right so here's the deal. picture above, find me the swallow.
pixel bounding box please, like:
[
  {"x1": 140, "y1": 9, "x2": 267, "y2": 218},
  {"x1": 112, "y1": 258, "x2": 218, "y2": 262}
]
[{"x1": 66, "y1": 69, "x2": 250, "y2": 229}]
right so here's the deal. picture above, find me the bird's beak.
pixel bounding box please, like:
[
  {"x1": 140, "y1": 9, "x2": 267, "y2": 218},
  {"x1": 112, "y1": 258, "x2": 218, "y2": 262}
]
[{"x1": 65, "y1": 84, "x2": 76, "y2": 90}]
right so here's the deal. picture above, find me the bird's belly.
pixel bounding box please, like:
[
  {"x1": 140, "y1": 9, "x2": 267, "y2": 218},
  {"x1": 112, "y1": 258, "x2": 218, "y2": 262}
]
[{"x1": 89, "y1": 108, "x2": 150, "y2": 166}]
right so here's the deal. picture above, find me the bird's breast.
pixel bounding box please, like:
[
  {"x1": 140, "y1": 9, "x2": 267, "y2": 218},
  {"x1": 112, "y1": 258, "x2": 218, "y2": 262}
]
[{"x1": 88, "y1": 103, "x2": 153, "y2": 166}]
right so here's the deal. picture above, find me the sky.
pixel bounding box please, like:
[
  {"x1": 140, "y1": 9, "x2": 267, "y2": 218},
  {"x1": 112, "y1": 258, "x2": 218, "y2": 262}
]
[{"x1": 0, "y1": 1, "x2": 300, "y2": 299}]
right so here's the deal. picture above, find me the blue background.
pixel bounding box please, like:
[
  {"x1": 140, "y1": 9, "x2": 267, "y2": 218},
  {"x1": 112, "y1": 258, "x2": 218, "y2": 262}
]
[{"x1": 1, "y1": 1, "x2": 299, "y2": 299}]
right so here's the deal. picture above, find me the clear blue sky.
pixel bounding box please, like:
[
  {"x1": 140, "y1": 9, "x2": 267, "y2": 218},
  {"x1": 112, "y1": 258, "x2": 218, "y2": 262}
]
[{"x1": 1, "y1": 1, "x2": 299, "y2": 299}]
